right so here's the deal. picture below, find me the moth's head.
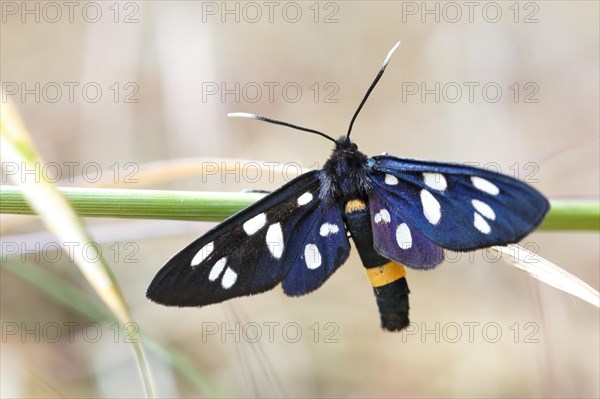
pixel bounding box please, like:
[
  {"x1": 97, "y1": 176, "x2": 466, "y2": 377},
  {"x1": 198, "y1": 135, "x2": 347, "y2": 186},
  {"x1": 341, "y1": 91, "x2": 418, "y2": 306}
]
[
  {"x1": 335, "y1": 135, "x2": 359, "y2": 153},
  {"x1": 322, "y1": 133, "x2": 370, "y2": 202},
  {"x1": 328, "y1": 136, "x2": 367, "y2": 171}
]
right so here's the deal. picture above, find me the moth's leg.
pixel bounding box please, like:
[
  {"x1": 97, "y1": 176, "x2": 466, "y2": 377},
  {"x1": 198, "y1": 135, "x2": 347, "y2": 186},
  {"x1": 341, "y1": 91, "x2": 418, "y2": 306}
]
[{"x1": 241, "y1": 189, "x2": 272, "y2": 194}]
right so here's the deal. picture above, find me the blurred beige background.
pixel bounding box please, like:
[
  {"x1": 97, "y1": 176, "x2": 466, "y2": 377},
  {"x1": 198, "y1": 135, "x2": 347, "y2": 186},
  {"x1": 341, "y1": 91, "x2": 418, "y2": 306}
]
[{"x1": 1, "y1": 1, "x2": 598, "y2": 398}]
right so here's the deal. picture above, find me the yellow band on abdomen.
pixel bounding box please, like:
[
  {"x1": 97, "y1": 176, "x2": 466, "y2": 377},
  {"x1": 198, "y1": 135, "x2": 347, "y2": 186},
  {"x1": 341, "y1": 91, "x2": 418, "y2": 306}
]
[
  {"x1": 366, "y1": 261, "x2": 407, "y2": 287},
  {"x1": 345, "y1": 199, "x2": 366, "y2": 213}
]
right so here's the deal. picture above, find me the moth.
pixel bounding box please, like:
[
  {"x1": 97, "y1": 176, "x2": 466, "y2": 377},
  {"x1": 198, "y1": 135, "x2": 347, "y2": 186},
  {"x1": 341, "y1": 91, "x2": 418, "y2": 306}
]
[{"x1": 147, "y1": 42, "x2": 549, "y2": 331}]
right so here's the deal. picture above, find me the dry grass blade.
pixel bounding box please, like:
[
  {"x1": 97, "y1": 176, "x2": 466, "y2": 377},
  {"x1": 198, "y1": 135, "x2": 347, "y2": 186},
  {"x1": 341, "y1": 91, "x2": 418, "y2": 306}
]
[
  {"x1": 0, "y1": 97, "x2": 155, "y2": 398},
  {"x1": 488, "y1": 244, "x2": 599, "y2": 308}
]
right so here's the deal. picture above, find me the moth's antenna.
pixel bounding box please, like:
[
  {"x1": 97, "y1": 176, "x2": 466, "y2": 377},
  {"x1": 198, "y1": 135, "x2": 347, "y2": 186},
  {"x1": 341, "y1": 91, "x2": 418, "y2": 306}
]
[
  {"x1": 346, "y1": 41, "x2": 401, "y2": 139},
  {"x1": 228, "y1": 112, "x2": 337, "y2": 144}
]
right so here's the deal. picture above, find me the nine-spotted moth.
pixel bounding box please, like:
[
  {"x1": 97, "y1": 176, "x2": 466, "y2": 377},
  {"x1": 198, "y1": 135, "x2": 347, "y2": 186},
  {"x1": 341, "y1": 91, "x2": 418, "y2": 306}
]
[{"x1": 147, "y1": 42, "x2": 549, "y2": 331}]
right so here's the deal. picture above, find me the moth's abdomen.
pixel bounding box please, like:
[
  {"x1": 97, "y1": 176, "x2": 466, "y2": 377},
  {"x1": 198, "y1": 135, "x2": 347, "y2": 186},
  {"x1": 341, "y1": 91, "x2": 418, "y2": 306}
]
[
  {"x1": 366, "y1": 262, "x2": 410, "y2": 331},
  {"x1": 344, "y1": 199, "x2": 410, "y2": 331}
]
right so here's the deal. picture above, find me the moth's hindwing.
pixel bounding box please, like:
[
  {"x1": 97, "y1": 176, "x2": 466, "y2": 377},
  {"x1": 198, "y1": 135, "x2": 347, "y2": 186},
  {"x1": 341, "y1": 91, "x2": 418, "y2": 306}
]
[
  {"x1": 368, "y1": 155, "x2": 550, "y2": 257},
  {"x1": 281, "y1": 199, "x2": 351, "y2": 296},
  {"x1": 369, "y1": 193, "x2": 444, "y2": 269},
  {"x1": 147, "y1": 171, "x2": 323, "y2": 306}
]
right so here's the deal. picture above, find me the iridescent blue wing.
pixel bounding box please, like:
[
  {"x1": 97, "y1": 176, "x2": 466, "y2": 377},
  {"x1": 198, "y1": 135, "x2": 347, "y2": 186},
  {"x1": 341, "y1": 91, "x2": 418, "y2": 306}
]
[
  {"x1": 282, "y1": 199, "x2": 350, "y2": 296},
  {"x1": 147, "y1": 171, "x2": 324, "y2": 306},
  {"x1": 369, "y1": 193, "x2": 444, "y2": 269},
  {"x1": 368, "y1": 155, "x2": 549, "y2": 257}
]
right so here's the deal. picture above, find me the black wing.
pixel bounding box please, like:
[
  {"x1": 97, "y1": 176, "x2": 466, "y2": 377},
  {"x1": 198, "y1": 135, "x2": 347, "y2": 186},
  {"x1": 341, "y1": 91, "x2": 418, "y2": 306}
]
[{"x1": 147, "y1": 170, "x2": 350, "y2": 306}]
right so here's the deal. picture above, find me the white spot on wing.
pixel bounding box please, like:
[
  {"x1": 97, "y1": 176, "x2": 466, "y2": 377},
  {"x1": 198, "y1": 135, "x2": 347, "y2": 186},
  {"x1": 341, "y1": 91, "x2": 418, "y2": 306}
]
[
  {"x1": 304, "y1": 244, "x2": 322, "y2": 269},
  {"x1": 191, "y1": 242, "x2": 214, "y2": 267},
  {"x1": 208, "y1": 257, "x2": 227, "y2": 281},
  {"x1": 374, "y1": 209, "x2": 391, "y2": 224},
  {"x1": 472, "y1": 199, "x2": 496, "y2": 220},
  {"x1": 420, "y1": 189, "x2": 442, "y2": 225},
  {"x1": 221, "y1": 267, "x2": 237, "y2": 289},
  {"x1": 423, "y1": 172, "x2": 447, "y2": 191},
  {"x1": 319, "y1": 223, "x2": 339, "y2": 237},
  {"x1": 266, "y1": 223, "x2": 284, "y2": 259},
  {"x1": 297, "y1": 192, "x2": 313, "y2": 206},
  {"x1": 243, "y1": 213, "x2": 266, "y2": 235},
  {"x1": 396, "y1": 223, "x2": 412, "y2": 250},
  {"x1": 474, "y1": 213, "x2": 491, "y2": 234},
  {"x1": 471, "y1": 176, "x2": 500, "y2": 196},
  {"x1": 385, "y1": 174, "x2": 399, "y2": 185}
]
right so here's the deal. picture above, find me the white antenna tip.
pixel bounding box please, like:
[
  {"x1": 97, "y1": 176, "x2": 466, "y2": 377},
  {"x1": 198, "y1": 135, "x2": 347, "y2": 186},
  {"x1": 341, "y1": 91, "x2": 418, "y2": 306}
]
[
  {"x1": 383, "y1": 41, "x2": 402, "y2": 65},
  {"x1": 227, "y1": 112, "x2": 258, "y2": 119}
]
